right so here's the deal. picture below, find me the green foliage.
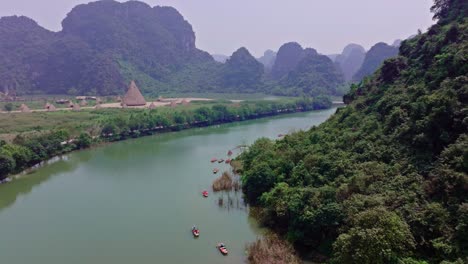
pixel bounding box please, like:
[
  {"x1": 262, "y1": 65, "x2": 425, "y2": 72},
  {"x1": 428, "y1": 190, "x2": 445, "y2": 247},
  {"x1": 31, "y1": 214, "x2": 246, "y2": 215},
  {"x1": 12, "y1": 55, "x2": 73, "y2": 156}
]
[
  {"x1": 76, "y1": 133, "x2": 92, "y2": 149},
  {"x1": 332, "y1": 207, "x2": 415, "y2": 264},
  {"x1": 280, "y1": 53, "x2": 344, "y2": 96},
  {"x1": 222, "y1": 47, "x2": 264, "y2": 91},
  {"x1": 239, "y1": 4, "x2": 467, "y2": 263},
  {"x1": 431, "y1": 0, "x2": 468, "y2": 23},
  {"x1": 3, "y1": 103, "x2": 13, "y2": 112},
  {"x1": 0, "y1": 154, "x2": 15, "y2": 180}
]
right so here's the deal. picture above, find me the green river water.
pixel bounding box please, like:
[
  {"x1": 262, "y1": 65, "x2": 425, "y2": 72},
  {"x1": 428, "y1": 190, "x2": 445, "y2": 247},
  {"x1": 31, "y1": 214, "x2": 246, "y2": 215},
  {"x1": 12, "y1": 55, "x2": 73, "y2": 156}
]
[{"x1": 0, "y1": 108, "x2": 337, "y2": 264}]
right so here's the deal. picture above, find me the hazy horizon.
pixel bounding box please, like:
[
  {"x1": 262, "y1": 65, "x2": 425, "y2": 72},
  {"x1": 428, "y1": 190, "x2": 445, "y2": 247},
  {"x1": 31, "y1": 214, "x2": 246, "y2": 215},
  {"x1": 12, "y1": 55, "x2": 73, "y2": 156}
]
[{"x1": 0, "y1": 0, "x2": 435, "y2": 57}]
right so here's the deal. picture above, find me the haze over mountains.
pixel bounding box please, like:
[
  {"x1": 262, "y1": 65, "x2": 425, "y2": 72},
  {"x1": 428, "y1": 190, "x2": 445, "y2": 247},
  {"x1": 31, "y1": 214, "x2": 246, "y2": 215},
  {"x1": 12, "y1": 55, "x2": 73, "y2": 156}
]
[{"x1": 0, "y1": 0, "x2": 401, "y2": 97}]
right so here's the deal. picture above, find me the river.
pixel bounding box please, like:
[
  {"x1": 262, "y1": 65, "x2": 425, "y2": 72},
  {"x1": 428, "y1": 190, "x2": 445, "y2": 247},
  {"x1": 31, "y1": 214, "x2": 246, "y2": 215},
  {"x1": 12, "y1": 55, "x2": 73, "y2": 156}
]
[{"x1": 0, "y1": 107, "x2": 337, "y2": 264}]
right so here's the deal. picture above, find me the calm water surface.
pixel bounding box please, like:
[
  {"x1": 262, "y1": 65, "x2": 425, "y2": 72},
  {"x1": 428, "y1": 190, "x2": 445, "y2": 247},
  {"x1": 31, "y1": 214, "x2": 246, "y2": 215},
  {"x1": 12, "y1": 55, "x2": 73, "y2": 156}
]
[{"x1": 0, "y1": 108, "x2": 336, "y2": 264}]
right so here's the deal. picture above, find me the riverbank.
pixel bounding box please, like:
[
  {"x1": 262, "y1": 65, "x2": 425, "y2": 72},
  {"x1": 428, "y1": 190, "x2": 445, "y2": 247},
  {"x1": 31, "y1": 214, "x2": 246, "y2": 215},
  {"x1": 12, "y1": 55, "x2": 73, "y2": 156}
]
[{"x1": 0, "y1": 97, "x2": 336, "y2": 182}]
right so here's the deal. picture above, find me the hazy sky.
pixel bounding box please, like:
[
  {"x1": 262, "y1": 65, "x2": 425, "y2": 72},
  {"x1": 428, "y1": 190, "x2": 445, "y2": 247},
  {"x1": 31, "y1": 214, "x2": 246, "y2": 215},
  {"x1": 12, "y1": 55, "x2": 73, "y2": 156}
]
[{"x1": 0, "y1": 0, "x2": 435, "y2": 57}]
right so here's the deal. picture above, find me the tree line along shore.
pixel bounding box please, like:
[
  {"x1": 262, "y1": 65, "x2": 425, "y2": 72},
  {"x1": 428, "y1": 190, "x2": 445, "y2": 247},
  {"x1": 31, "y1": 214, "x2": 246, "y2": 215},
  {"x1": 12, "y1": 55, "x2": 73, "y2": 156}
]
[{"x1": 0, "y1": 96, "x2": 333, "y2": 182}]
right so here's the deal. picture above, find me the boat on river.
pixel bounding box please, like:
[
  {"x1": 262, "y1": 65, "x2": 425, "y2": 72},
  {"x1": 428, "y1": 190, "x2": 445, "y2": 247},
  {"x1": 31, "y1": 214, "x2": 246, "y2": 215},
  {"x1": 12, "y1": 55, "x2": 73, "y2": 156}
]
[
  {"x1": 202, "y1": 190, "x2": 209, "y2": 197},
  {"x1": 210, "y1": 158, "x2": 218, "y2": 163},
  {"x1": 218, "y1": 159, "x2": 224, "y2": 163},
  {"x1": 216, "y1": 243, "x2": 228, "y2": 255},
  {"x1": 192, "y1": 226, "x2": 200, "y2": 237},
  {"x1": 225, "y1": 159, "x2": 231, "y2": 164},
  {"x1": 213, "y1": 168, "x2": 219, "y2": 174}
]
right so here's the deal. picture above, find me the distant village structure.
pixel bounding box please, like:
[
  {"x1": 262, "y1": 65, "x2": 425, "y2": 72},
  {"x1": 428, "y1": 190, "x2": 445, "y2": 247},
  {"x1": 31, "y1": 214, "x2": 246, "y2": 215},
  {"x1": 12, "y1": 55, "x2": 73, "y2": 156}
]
[{"x1": 122, "y1": 81, "x2": 146, "y2": 106}]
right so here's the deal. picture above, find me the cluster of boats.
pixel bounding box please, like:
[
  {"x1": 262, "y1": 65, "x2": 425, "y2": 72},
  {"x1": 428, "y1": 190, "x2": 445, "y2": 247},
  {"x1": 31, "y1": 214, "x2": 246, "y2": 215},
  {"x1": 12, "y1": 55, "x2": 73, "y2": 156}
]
[
  {"x1": 191, "y1": 150, "x2": 236, "y2": 256},
  {"x1": 191, "y1": 226, "x2": 229, "y2": 255},
  {"x1": 191, "y1": 226, "x2": 228, "y2": 255},
  {"x1": 210, "y1": 158, "x2": 232, "y2": 164}
]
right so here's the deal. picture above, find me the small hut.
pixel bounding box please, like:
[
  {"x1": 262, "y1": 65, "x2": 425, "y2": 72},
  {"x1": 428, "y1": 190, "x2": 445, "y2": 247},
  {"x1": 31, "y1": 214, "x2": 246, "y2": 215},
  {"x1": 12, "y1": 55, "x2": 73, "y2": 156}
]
[
  {"x1": 181, "y1": 99, "x2": 190, "y2": 106},
  {"x1": 169, "y1": 101, "x2": 178, "y2": 107},
  {"x1": 116, "y1": 96, "x2": 122, "y2": 102},
  {"x1": 148, "y1": 102, "x2": 157, "y2": 109},
  {"x1": 94, "y1": 104, "x2": 102, "y2": 110},
  {"x1": 96, "y1": 97, "x2": 103, "y2": 104},
  {"x1": 72, "y1": 104, "x2": 81, "y2": 111},
  {"x1": 121, "y1": 103, "x2": 128, "y2": 109},
  {"x1": 69, "y1": 101, "x2": 75, "y2": 108},
  {"x1": 79, "y1": 100, "x2": 88, "y2": 107},
  {"x1": 122, "y1": 81, "x2": 146, "y2": 106},
  {"x1": 47, "y1": 104, "x2": 57, "y2": 112},
  {"x1": 44, "y1": 102, "x2": 51, "y2": 109},
  {"x1": 20, "y1": 104, "x2": 31, "y2": 113}
]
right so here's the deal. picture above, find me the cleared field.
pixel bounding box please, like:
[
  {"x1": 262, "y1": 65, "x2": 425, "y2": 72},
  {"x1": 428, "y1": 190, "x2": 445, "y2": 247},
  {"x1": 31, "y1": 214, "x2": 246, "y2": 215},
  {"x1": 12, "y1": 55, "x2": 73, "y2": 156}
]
[{"x1": 0, "y1": 99, "x2": 237, "y2": 141}]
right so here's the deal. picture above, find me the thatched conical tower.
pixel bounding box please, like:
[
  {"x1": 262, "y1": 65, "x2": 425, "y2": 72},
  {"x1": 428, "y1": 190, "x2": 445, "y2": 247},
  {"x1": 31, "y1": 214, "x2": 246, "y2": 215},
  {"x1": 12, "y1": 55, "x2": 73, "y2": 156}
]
[
  {"x1": 72, "y1": 104, "x2": 81, "y2": 111},
  {"x1": 169, "y1": 101, "x2": 178, "y2": 107},
  {"x1": 44, "y1": 102, "x2": 51, "y2": 109},
  {"x1": 20, "y1": 104, "x2": 31, "y2": 113},
  {"x1": 47, "y1": 104, "x2": 57, "y2": 112},
  {"x1": 148, "y1": 102, "x2": 157, "y2": 109},
  {"x1": 122, "y1": 81, "x2": 146, "y2": 106}
]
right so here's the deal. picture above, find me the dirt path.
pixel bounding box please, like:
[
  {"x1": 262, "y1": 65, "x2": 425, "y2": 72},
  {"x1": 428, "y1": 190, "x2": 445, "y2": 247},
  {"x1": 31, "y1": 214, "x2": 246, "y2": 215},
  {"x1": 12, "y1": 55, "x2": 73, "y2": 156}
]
[{"x1": 1, "y1": 98, "x2": 219, "y2": 113}]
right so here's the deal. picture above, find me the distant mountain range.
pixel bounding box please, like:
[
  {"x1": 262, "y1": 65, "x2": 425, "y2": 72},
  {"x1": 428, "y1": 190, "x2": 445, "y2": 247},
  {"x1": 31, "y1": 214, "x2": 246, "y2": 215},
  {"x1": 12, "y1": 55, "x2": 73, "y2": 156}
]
[
  {"x1": 1, "y1": 0, "x2": 402, "y2": 97},
  {"x1": 212, "y1": 54, "x2": 229, "y2": 63},
  {"x1": 352, "y1": 42, "x2": 399, "y2": 82},
  {"x1": 257, "y1": 50, "x2": 277, "y2": 71}
]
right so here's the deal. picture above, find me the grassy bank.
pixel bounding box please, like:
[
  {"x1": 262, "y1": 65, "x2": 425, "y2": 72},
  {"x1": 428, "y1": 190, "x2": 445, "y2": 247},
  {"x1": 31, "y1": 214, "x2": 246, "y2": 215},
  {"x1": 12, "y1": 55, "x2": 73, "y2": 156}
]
[{"x1": 0, "y1": 97, "x2": 332, "y2": 181}]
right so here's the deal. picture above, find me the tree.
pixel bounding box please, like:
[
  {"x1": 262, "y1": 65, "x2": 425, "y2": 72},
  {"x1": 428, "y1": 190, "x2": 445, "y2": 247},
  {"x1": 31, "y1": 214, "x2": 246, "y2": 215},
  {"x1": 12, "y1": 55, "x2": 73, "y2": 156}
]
[
  {"x1": 76, "y1": 133, "x2": 92, "y2": 149},
  {"x1": 3, "y1": 103, "x2": 13, "y2": 112},
  {"x1": 0, "y1": 144, "x2": 33, "y2": 169},
  {"x1": 242, "y1": 161, "x2": 277, "y2": 204},
  {"x1": 101, "y1": 123, "x2": 117, "y2": 136},
  {"x1": 332, "y1": 207, "x2": 415, "y2": 264},
  {"x1": 0, "y1": 154, "x2": 15, "y2": 179},
  {"x1": 430, "y1": 0, "x2": 467, "y2": 22}
]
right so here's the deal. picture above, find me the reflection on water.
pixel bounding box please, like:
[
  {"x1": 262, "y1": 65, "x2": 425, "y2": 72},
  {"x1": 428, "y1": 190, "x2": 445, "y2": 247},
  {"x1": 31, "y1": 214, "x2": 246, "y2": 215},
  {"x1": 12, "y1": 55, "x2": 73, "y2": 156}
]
[{"x1": 0, "y1": 155, "x2": 81, "y2": 212}]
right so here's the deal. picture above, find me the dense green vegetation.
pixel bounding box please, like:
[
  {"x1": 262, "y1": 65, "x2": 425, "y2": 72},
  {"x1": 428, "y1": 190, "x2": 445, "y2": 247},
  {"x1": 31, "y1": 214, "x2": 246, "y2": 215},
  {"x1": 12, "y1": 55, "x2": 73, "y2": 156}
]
[
  {"x1": 0, "y1": 97, "x2": 332, "y2": 180},
  {"x1": 222, "y1": 47, "x2": 265, "y2": 92},
  {"x1": 239, "y1": 1, "x2": 467, "y2": 263}
]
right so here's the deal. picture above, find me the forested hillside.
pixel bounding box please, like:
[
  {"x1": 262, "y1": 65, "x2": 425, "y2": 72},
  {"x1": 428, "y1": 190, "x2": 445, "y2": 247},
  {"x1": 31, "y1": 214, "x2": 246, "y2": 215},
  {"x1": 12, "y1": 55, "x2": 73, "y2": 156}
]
[{"x1": 240, "y1": 1, "x2": 467, "y2": 263}]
